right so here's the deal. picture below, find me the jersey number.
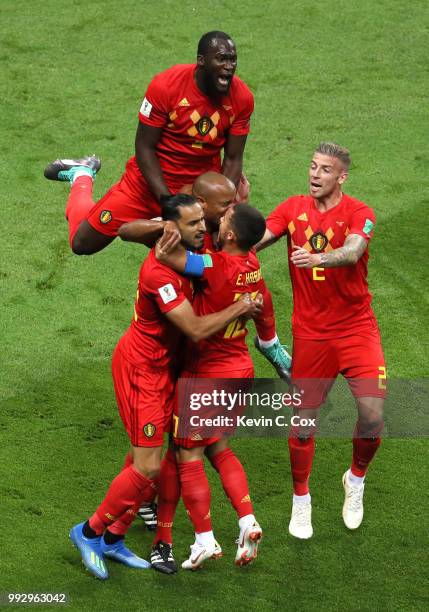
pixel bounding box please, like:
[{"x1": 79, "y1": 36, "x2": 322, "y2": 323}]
[
  {"x1": 378, "y1": 366, "x2": 387, "y2": 390},
  {"x1": 223, "y1": 291, "x2": 259, "y2": 338},
  {"x1": 312, "y1": 267, "x2": 325, "y2": 281}
]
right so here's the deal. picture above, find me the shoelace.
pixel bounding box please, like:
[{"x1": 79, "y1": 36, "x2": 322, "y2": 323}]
[
  {"x1": 294, "y1": 504, "x2": 311, "y2": 526},
  {"x1": 158, "y1": 543, "x2": 173, "y2": 562},
  {"x1": 347, "y1": 486, "x2": 364, "y2": 512},
  {"x1": 271, "y1": 344, "x2": 291, "y2": 367},
  {"x1": 152, "y1": 550, "x2": 172, "y2": 563}
]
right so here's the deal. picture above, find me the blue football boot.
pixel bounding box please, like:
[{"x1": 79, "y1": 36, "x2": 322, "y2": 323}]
[
  {"x1": 100, "y1": 538, "x2": 151, "y2": 569},
  {"x1": 69, "y1": 522, "x2": 109, "y2": 580},
  {"x1": 44, "y1": 155, "x2": 101, "y2": 183}
]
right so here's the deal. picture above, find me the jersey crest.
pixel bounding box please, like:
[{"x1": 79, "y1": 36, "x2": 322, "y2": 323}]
[{"x1": 310, "y1": 232, "x2": 328, "y2": 252}]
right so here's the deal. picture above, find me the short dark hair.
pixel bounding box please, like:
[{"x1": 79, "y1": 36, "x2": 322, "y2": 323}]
[
  {"x1": 230, "y1": 204, "x2": 266, "y2": 251},
  {"x1": 161, "y1": 194, "x2": 199, "y2": 221},
  {"x1": 197, "y1": 31, "x2": 234, "y2": 56},
  {"x1": 316, "y1": 142, "x2": 351, "y2": 170}
]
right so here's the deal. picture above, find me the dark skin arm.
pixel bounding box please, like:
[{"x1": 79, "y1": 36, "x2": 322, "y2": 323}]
[
  {"x1": 166, "y1": 294, "x2": 259, "y2": 343},
  {"x1": 135, "y1": 123, "x2": 171, "y2": 202},
  {"x1": 222, "y1": 134, "x2": 247, "y2": 187}
]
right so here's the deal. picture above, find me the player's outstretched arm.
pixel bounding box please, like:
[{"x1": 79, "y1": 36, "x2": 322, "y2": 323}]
[
  {"x1": 135, "y1": 123, "x2": 171, "y2": 202},
  {"x1": 165, "y1": 294, "x2": 260, "y2": 343},
  {"x1": 291, "y1": 234, "x2": 367, "y2": 269},
  {"x1": 118, "y1": 219, "x2": 165, "y2": 247},
  {"x1": 222, "y1": 134, "x2": 247, "y2": 187},
  {"x1": 255, "y1": 228, "x2": 279, "y2": 251}
]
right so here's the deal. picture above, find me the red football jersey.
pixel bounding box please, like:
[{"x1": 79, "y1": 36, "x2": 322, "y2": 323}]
[
  {"x1": 201, "y1": 231, "x2": 218, "y2": 254},
  {"x1": 129, "y1": 64, "x2": 254, "y2": 192},
  {"x1": 266, "y1": 193, "x2": 378, "y2": 339},
  {"x1": 119, "y1": 250, "x2": 193, "y2": 369},
  {"x1": 185, "y1": 250, "x2": 266, "y2": 373}
]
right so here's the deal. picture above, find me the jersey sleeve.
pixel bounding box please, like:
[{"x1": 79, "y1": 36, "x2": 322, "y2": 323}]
[
  {"x1": 348, "y1": 207, "x2": 376, "y2": 241},
  {"x1": 138, "y1": 72, "x2": 170, "y2": 128},
  {"x1": 229, "y1": 86, "x2": 254, "y2": 136},
  {"x1": 199, "y1": 252, "x2": 227, "y2": 287},
  {"x1": 266, "y1": 199, "x2": 292, "y2": 238},
  {"x1": 146, "y1": 267, "x2": 188, "y2": 314}
]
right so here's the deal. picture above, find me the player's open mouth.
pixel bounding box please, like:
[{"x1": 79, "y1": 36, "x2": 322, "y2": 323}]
[
  {"x1": 217, "y1": 75, "x2": 231, "y2": 88},
  {"x1": 310, "y1": 182, "x2": 321, "y2": 189}
]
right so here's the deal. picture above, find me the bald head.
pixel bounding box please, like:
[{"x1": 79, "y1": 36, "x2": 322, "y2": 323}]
[
  {"x1": 193, "y1": 172, "x2": 235, "y2": 199},
  {"x1": 192, "y1": 172, "x2": 236, "y2": 227}
]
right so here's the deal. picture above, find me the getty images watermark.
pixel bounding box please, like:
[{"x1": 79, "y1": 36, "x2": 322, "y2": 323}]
[
  {"x1": 187, "y1": 387, "x2": 310, "y2": 428},
  {"x1": 176, "y1": 378, "x2": 429, "y2": 439}
]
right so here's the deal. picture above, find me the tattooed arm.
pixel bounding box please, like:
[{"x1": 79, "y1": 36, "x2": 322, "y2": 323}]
[{"x1": 290, "y1": 234, "x2": 367, "y2": 269}]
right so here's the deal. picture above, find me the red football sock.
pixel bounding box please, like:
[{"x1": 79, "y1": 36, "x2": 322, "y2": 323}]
[
  {"x1": 154, "y1": 449, "x2": 181, "y2": 544},
  {"x1": 88, "y1": 465, "x2": 156, "y2": 534},
  {"x1": 65, "y1": 175, "x2": 95, "y2": 246},
  {"x1": 210, "y1": 448, "x2": 253, "y2": 518},
  {"x1": 255, "y1": 287, "x2": 276, "y2": 341},
  {"x1": 288, "y1": 432, "x2": 315, "y2": 495},
  {"x1": 351, "y1": 422, "x2": 382, "y2": 477},
  {"x1": 109, "y1": 472, "x2": 158, "y2": 536},
  {"x1": 108, "y1": 502, "x2": 140, "y2": 536},
  {"x1": 178, "y1": 460, "x2": 212, "y2": 534}
]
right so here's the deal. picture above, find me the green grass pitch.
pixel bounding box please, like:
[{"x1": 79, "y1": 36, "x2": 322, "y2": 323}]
[{"x1": 1, "y1": 0, "x2": 428, "y2": 610}]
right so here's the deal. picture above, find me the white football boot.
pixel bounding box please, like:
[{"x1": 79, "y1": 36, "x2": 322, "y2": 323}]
[
  {"x1": 211, "y1": 540, "x2": 223, "y2": 559},
  {"x1": 289, "y1": 500, "x2": 313, "y2": 539},
  {"x1": 182, "y1": 541, "x2": 217, "y2": 571},
  {"x1": 342, "y1": 470, "x2": 364, "y2": 529},
  {"x1": 235, "y1": 521, "x2": 263, "y2": 566}
]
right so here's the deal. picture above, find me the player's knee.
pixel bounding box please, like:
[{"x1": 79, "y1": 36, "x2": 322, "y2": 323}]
[
  {"x1": 357, "y1": 415, "x2": 384, "y2": 438},
  {"x1": 144, "y1": 465, "x2": 161, "y2": 480},
  {"x1": 132, "y1": 453, "x2": 161, "y2": 480},
  {"x1": 71, "y1": 234, "x2": 93, "y2": 255},
  {"x1": 133, "y1": 462, "x2": 160, "y2": 480}
]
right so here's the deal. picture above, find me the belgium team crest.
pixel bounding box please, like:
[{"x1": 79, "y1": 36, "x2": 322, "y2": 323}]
[
  {"x1": 99, "y1": 210, "x2": 112, "y2": 224},
  {"x1": 310, "y1": 232, "x2": 328, "y2": 252},
  {"x1": 143, "y1": 423, "x2": 156, "y2": 438},
  {"x1": 196, "y1": 116, "x2": 214, "y2": 136}
]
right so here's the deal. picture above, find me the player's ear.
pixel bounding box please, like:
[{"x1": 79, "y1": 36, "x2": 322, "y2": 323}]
[
  {"x1": 197, "y1": 54, "x2": 205, "y2": 68},
  {"x1": 338, "y1": 171, "x2": 348, "y2": 185}
]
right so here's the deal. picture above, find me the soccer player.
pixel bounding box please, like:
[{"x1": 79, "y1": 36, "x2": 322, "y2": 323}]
[
  {"x1": 119, "y1": 171, "x2": 291, "y2": 544},
  {"x1": 119, "y1": 171, "x2": 292, "y2": 381},
  {"x1": 69, "y1": 195, "x2": 261, "y2": 580},
  {"x1": 44, "y1": 31, "x2": 253, "y2": 255},
  {"x1": 151, "y1": 204, "x2": 268, "y2": 571},
  {"x1": 257, "y1": 142, "x2": 386, "y2": 538},
  {"x1": 122, "y1": 170, "x2": 239, "y2": 533}
]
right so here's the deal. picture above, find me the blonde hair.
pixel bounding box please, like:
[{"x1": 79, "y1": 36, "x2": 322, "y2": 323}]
[{"x1": 316, "y1": 142, "x2": 351, "y2": 169}]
